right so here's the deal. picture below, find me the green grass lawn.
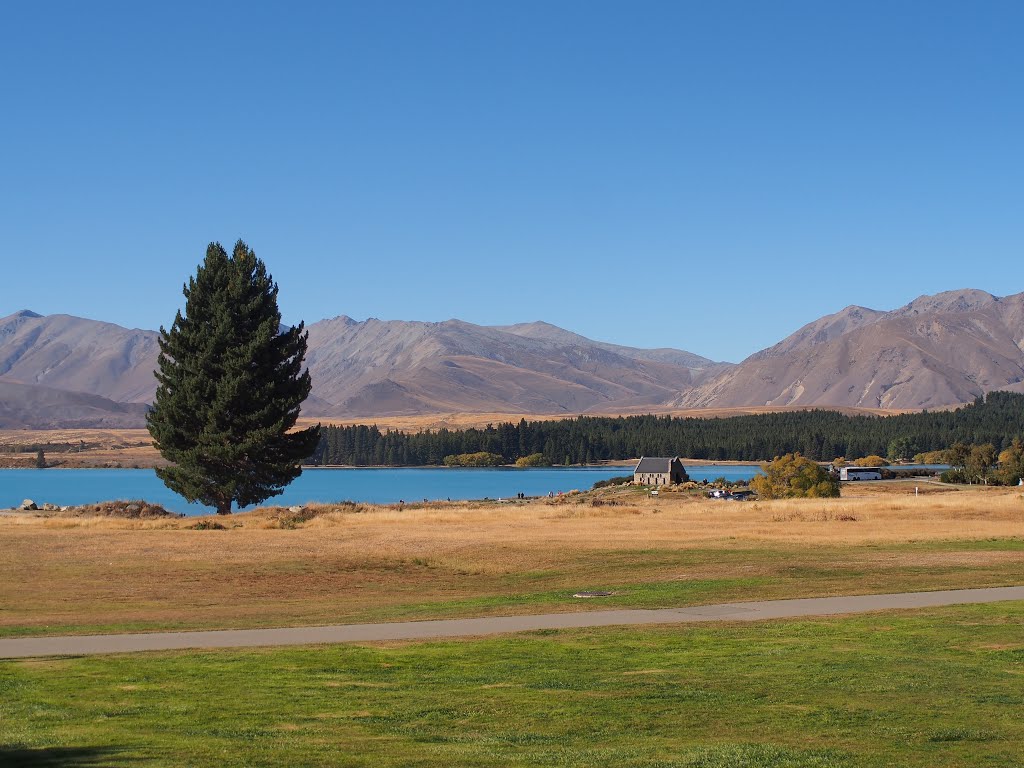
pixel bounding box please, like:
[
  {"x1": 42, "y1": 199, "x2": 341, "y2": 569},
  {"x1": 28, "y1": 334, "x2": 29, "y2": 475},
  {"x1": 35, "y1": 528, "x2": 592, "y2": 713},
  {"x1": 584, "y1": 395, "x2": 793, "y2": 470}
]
[{"x1": 3, "y1": 602, "x2": 1023, "y2": 767}]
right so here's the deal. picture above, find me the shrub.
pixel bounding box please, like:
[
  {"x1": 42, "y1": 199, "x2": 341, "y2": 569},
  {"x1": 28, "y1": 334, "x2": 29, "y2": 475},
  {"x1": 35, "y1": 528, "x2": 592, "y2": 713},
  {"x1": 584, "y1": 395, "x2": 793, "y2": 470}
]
[
  {"x1": 442, "y1": 452, "x2": 505, "y2": 467},
  {"x1": 913, "y1": 449, "x2": 949, "y2": 465},
  {"x1": 997, "y1": 438, "x2": 1024, "y2": 485},
  {"x1": 939, "y1": 469, "x2": 968, "y2": 484},
  {"x1": 592, "y1": 475, "x2": 633, "y2": 489},
  {"x1": 515, "y1": 453, "x2": 549, "y2": 467},
  {"x1": 751, "y1": 452, "x2": 841, "y2": 499},
  {"x1": 852, "y1": 455, "x2": 889, "y2": 467},
  {"x1": 189, "y1": 520, "x2": 226, "y2": 530}
]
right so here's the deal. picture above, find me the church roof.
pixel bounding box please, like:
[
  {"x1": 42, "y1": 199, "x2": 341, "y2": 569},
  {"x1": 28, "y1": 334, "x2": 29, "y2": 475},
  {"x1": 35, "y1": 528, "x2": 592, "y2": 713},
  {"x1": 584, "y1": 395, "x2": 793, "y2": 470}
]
[{"x1": 634, "y1": 456, "x2": 679, "y2": 473}]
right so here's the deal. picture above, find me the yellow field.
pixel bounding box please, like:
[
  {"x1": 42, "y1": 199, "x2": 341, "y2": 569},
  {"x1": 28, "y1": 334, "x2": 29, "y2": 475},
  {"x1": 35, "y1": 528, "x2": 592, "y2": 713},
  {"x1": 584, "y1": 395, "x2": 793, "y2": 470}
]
[
  {"x1": 2, "y1": 483, "x2": 1021, "y2": 637},
  {"x1": 5, "y1": 479, "x2": 1018, "y2": 544},
  {"x1": 297, "y1": 403, "x2": 914, "y2": 432},
  {"x1": 0, "y1": 427, "x2": 160, "y2": 468}
]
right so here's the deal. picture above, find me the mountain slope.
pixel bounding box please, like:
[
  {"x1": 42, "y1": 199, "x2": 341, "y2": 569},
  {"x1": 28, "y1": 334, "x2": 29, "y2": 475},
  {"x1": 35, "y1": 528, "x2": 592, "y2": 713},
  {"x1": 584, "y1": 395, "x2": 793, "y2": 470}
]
[
  {"x1": 745, "y1": 305, "x2": 886, "y2": 362},
  {"x1": 674, "y1": 290, "x2": 1024, "y2": 409},
  {"x1": 0, "y1": 380, "x2": 150, "y2": 429},
  {"x1": 3, "y1": 288, "x2": 1023, "y2": 426},
  {"x1": 0, "y1": 310, "x2": 160, "y2": 403},
  {"x1": 495, "y1": 321, "x2": 725, "y2": 375},
  {"x1": 304, "y1": 316, "x2": 705, "y2": 416},
  {"x1": 0, "y1": 311, "x2": 710, "y2": 423}
]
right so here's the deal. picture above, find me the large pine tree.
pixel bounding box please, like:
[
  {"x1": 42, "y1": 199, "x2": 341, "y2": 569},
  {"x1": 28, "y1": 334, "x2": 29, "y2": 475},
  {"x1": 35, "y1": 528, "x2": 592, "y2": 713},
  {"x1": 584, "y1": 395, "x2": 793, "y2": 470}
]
[{"x1": 147, "y1": 240, "x2": 320, "y2": 514}]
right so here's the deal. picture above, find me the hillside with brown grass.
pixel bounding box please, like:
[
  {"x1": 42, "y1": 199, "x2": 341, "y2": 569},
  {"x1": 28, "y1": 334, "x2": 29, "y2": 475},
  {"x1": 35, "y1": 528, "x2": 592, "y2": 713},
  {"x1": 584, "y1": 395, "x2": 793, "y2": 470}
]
[
  {"x1": 3, "y1": 287, "x2": 1023, "y2": 427},
  {"x1": 675, "y1": 289, "x2": 1024, "y2": 410}
]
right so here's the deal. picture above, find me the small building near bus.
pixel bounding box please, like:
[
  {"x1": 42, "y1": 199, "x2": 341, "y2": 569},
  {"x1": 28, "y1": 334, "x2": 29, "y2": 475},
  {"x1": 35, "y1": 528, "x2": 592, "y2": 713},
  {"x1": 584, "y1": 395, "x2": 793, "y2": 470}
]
[
  {"x1": 840, "y1": 466, "x2": 883, "y2": 481},
  {"x1": 634, "y1": 456, "x2": 688, "y2": 486}
]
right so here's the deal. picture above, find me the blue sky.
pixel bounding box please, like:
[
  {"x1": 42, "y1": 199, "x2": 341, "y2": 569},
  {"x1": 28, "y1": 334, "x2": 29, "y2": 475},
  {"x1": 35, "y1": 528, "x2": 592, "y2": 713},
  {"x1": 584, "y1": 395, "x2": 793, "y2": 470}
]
[{"x1": 2, "y1": 1, "x2": 1021, "y2": 362}]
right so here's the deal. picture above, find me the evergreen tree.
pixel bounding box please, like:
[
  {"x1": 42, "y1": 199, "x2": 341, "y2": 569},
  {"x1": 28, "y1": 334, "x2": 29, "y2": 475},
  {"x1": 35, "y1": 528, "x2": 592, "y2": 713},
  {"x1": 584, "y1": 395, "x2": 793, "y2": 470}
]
[
  {"x1": 147, "y1": 240, "x2": 320, "y2": 514},
  {"x1": 311, "y1": 391, "x2": 1024, "y2": 467}
]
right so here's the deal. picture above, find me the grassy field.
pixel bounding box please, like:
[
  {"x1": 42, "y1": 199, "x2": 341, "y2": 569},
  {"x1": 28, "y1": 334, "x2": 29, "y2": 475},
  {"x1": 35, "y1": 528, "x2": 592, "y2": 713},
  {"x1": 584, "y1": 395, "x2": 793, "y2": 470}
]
[
  {"x1": 0, "y1": 428, "x2": 161, "y2": 468},
  {"x1": 3, "y1": 482, "x2": 1022, "y2": 766},
  {"x1": 1, "y1": 484, "x2": 1021, "y2": 638},
  {"x1": 2, "y1": 601, "x2": 1022, "y2": 766}
]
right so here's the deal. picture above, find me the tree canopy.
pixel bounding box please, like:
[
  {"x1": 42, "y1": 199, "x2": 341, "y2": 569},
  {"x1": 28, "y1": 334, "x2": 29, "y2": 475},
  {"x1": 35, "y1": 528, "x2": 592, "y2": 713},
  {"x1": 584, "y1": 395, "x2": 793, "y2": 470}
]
[
  {"x1": 750, "y1": 453, "x2": 841, "y2": 499},
  {"x1": 997, "y1": 439, "x2": 1024, "y2": 485},
  {"x1": 515, "y1": 452, "x2": 550, "y2": 467},
  {"x1": 442, "y1": 452, "x2": 505, "y2": 467},
  {"x1": 310, "y1": 392, "x2": 1024, "y2": 467},
  {"x1": 147, "y1": 240, "x2": 320, "y2": 514}
]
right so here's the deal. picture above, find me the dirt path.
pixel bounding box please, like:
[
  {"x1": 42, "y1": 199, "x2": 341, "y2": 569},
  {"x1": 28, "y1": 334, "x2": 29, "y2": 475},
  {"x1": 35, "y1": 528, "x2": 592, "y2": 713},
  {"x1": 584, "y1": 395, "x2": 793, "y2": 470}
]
[{"x1": 2, "y1": 586, "x2": 1021, "y2": 659}]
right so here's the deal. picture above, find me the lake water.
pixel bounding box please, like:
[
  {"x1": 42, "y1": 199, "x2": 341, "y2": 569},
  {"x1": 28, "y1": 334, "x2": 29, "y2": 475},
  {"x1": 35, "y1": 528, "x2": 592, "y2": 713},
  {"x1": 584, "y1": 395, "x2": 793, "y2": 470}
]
[
  {"x1": 0, "y1": 464, "x2": 765, "y2": 515},
  {"x1": 2, "y1": 464, "x2": 946, "y2": 516}
]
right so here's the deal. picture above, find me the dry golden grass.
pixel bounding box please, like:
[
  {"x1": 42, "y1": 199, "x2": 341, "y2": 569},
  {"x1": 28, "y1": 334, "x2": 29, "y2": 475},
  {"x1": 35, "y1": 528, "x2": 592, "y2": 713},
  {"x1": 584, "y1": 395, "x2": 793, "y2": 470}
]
[
  {"x1": 0, "y1": 427, "x2": 162, "y2": 468},
  {"x1": 7, "y1": 483, "x2": 1019, "y2": 544},
  {"x1": 277, "y1": 486, "x2": 1024, "y2": 546},
  {"x1": 297, "y1": 403, "x2": 914, "y2": 432},
  {"x1": 0, "y1": 427, "x2": 153, "y2": 446},
  {"x1": 1, "y1": 483, "x2": 1021, "y2": 637}
]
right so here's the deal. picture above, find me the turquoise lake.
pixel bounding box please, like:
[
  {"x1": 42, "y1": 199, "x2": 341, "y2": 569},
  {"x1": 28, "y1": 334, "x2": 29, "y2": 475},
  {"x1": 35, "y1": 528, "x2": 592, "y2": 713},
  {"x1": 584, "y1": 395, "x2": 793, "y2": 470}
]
[{"x1": 0, "y1": 464, "x2": 763, "y2": 515}]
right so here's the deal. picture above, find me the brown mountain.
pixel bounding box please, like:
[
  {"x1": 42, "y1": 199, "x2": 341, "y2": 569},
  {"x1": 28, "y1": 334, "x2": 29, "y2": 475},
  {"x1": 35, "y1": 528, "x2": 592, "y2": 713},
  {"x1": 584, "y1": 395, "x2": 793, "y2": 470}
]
[
  {"x1": 495, "y1": 321, "x2": 726, "y2": 372},
  {"x1": 0, "y1": 380, "x2": 149, "y2": 429},
  {"x1": 673, "y1": 289, "x2": 1024, "y2": 409},
  {"x1": 0, "y1": 310, "x2": 715, "y2": 426},
  {"x1": 0, "y1": 310, "x2": 160, "y2": 403},
  {"x1": 2, "y1": 288, "x2": 1022, "y2": 428},
  {"x1": 303, "y1": 316, "x2": 717, "y2": 417},
  {"x1": 744, "y1": 305, "x2": 886, "y2": 362}
]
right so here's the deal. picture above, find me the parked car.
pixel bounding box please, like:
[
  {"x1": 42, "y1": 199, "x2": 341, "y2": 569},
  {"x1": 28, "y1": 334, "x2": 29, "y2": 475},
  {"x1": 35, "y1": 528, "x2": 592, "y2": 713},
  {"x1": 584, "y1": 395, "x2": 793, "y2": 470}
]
[
  {"x1": 726, "y1": 490, "x2": 755, "y2": 501},
  {"x1": 708, "y1": 489, "x2": 755, "y2": 501}
]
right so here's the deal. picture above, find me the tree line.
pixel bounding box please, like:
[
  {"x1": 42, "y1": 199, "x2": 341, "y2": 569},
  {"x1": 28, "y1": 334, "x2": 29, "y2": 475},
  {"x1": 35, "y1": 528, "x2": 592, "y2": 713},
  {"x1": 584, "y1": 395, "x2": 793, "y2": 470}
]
[
  {"x1": 308, "y1": 391, "x2": 1024, "y2": 467},
  {"x1": 939, "y1": 438, "x2": 1024, "y2": 486}
]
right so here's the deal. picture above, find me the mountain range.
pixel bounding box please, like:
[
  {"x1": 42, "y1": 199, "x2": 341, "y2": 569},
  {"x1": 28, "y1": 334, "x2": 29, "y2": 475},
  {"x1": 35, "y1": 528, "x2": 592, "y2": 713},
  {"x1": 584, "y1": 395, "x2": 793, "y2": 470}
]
[
  {"x1": 1, "y1": 288, "x2": 1022, "y2": 428},
  {"x1": 671, "y1": 289, "x2": 1024, "y2": 410}
]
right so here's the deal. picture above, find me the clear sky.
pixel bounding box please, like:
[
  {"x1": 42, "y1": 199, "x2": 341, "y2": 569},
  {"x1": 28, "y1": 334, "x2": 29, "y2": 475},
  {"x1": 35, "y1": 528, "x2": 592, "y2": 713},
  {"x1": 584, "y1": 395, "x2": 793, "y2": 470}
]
[{"x1": 2, "y1": 1, "x2": 1021, "y2": 362}]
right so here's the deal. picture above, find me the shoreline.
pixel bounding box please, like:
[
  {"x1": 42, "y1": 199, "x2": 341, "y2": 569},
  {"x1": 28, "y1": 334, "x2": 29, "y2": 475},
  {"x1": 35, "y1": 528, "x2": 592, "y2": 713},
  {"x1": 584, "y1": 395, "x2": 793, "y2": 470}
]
[{"x1": 1, "y1": 458, "x2": 764, "y2": 471}]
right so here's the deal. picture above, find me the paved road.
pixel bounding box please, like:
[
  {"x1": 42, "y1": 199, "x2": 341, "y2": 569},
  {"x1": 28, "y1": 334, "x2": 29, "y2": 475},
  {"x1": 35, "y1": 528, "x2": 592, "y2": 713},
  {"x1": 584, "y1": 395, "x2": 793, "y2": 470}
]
[{"x1": 2, "y1": 586, "x2": 1022, "y2": 659}]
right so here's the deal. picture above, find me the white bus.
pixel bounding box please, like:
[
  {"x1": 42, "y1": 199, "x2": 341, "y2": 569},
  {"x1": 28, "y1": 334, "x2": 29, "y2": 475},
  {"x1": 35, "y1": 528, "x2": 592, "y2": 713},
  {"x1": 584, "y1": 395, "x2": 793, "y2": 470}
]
[{"x1": 840, "y1": 467, "x2": 883, "y2": 481}]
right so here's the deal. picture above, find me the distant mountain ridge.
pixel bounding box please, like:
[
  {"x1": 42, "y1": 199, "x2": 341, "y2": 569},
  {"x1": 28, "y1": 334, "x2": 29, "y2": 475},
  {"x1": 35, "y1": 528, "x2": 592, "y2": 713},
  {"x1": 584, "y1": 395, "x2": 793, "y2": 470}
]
[
  {"x1": 745, "y1": 305, "x2": 886, "y2": 362},
  {"x1": 494, "y1": 321, "x2": 723, "y2": 371},
  {"x1": 673, "y1": 289, "x2": 1024, "y2": 410},
  {"x1": 0, "y1": 380, "x2": 149, "y2": 429},
  {"x1": 0, "y1": 309, "x2": 160, "y2": 403},
  {"x1": 303, "y1": 316, "x2": 721, "y2": 417},
  {"x1": 0, "y1": 310, "x2": 722, "y2": 427},
  {"x1": 1, "y1": 288, "x2": 1022, "y2": 428}
]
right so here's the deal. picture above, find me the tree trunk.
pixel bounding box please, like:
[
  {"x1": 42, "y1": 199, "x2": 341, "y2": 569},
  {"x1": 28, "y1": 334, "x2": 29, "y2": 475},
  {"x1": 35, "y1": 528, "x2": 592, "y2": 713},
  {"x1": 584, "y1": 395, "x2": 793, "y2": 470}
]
[{"x1": 216, "y1": 499, "x2": 233, "y2": 515}]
